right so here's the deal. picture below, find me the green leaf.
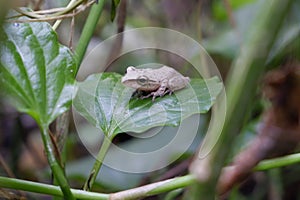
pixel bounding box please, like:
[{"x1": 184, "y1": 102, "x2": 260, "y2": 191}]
[
  {"x1": 0, "y1": 15, "x2": 76, "y2": 126},
  {"x1": 73, "y1": 72, "x2": 222, "y2": 138},
  {"x1": 111, "y1": 0, "x2": 121, "y2": 21},
  {"x1": 212, "y1": 0, "x2": 257, "y2": 21}
]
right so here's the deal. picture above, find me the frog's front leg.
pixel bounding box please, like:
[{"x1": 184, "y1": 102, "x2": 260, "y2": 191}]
[{"x1": 154, "y1": 79, "x2": 169, "y2": 97}]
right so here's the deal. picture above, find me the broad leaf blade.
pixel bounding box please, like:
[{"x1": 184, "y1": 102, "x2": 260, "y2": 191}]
[
  {"x1": 0, "y1": 16, "x2": 76, "y2": 126},
  {"x1": 73, "y1": 73, "x2": 222, "y2": 137}
]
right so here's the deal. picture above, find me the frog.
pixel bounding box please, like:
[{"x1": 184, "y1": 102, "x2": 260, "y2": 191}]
[{"x1": 121, "y1": 66, "x2": 190, "y2": 101}]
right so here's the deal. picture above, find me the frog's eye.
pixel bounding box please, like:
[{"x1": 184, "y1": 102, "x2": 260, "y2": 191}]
[{"x1": 137, "y1": 75, "x2": 148, "y2": 86}]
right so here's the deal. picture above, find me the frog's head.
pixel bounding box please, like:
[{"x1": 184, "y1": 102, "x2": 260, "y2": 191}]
[{"x1": 121, "y1": 66, "x2": 160, "y2": 91}]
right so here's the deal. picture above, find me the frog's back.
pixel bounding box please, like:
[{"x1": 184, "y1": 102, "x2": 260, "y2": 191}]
[{"x1": 157, "y1": 66, "x2": 183, "y2": 77}]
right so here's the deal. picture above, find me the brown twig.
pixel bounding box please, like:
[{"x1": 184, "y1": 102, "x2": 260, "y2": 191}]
[
  {"x1": 6, "y1": 0, "x2": 95, "y2": 23},
  {"x1": 0, "y1": 153, "x2": 27, "y2": 198},
  {"x1": 223, "y1": 0, "x2": 236, "y2": 28},
  {"x1": 69, "y1": 13, "x2": 75, "y2": 50},
  {"x1": 33, "y1": 0, "x2": 43, "y2": 11},
  {"x1": 7, "y1": 10, "x2": 83, "y2": 23},
  {"x1": 0, "y1": 153, "x2": 15, "y2": 178}
]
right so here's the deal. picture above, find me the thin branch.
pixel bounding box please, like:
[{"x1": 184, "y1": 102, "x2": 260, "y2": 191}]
[
  {"x1": 6, "y1": 6, "x2": 89, "y2": 23},
  {"x1": 31, "y1": 7, "x2": 67, "y2": 14},
  {"x1": 68, "y1": 13, "x2": 75, "y2": 50},
  {"x1": 53, "y1": 0, "x2": 78, "y2": 30},
  {"x1": 14, "y1": 7, "x2": 44, "y2": 18},
  {"x1": 5, "y1": 7, "x2": 66, "y2": 20},
  {"x1": 223, "y1": 0, "x2": 236, "y2": 28},
  {"x1": 6, "y1": 0, "x2": 95, "y2": 23},
  {"x1": 110, "y1": 175, "x2": 197, "y2": 200},
  {"x1": 0, "y1": 154, "x2": 15, "y2": 178},
  {"x1": 0, "y1": 176, "x2": 109, "y2": 200},
  {"x1": 33, "y1": 0, "x2": 44, "y2": 11},
  {"x1": 0, "y1": 153, "x2": 27, "y2": 200},
  {"x1": 51, "y1": 0, "x2": 87, "y2": 17}
]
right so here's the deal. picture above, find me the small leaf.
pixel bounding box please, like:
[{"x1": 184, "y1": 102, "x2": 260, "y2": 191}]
[
  {"x1": 0, "y1": 13, "x2": 76, "y2": 126},
  {"x1": 111, "y1": 0, "x2": 121, "y2": 21},
  {"x1": 73, "y1": 72, "x2": 223, "y2": 138}
]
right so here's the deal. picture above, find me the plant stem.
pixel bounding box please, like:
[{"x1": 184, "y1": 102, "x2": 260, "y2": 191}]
[
  {"x1": 0, "y1": 175, "x2": 196, "y2": 199},
  {"x1": 74, "y1": 0, "x2": 107, "y2": 74},
  {"x1": 254, "y1": 153, "x2": 300, "y2": 171},
  {"x1": 40, "y1": 125, "x2": 75, "y2": 200},
  {"x1": 0, "y1": 174, "x2": 197, "y2": 200},
  {"x1": 83, "y1": 136, "x2": 112, "y2": 191},
  {"x1": 0, "y1": 153, "x2": 300, "y2": 200},
  {"x1": 52, "y1": 0, "x2": 78, "y2": 30},
  {"x1": 0, "y1": 152, "x2": 299, "y2": 199},
  {"x1": 110, "y1": 175, "x2": 197, "y2": 200},
  {"x1": 0, "y1": 176, "x2": 109, "y2": 200},
  {"x1": 147, "y1": 175, "x2": 197, "y2": 196}
]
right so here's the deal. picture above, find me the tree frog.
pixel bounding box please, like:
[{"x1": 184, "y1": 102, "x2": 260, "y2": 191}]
[{"x1": 121, "y1": 66, "x2": 190, "y2": 101}]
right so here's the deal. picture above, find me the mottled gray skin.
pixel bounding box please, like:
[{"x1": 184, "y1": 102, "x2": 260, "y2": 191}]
[{"x1": 121, "y1": 66, "x2": 190, "y2": 101}]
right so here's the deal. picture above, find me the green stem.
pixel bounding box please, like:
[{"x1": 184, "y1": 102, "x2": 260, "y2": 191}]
[
  {"x1": 148, "y1": 175, "x2": 197, "y2": 196},
  {"x1": 110, "y1": 175, "x2": 197, "y2": 200},
  {"x1": 0, "y1": 176, "x2": 109, "y2": 200},
  {"x1": 254, "y1": 153, "x2": 300, "y2": 171},
  {"x1": 83, "y1": 136, "x2": 112, "y2": 191},
  {"x1": 113, "y1": 153, "x2": 300, "y2": 199},
  {"x1": 74, "y1": 0, "x2": 107, "y2": 74},
  {"x1": 0, "y1": 175, "x2": 196, "y2": 199},
  {"x1": 40, "y1": 126, "x2": 75, "y2": 200},
  {"x1": 0, "y1": 152, "x2": 299, "y2": 199}
]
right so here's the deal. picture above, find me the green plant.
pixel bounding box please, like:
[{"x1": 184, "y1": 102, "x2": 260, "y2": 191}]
[
  {"x1": 0, "y1": 6, "x2": 222, "y2": 200},
  {"x1": 0, "y1": 0, "x2": 299, "y2": 199}
]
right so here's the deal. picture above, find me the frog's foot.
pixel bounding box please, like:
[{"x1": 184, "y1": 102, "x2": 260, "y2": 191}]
[
  {"x1": 140, "y1": 92, "x2": 160, "y2": 101},
  {"x1": 163, "y1": 89, "x2": 173, "y2": 96},
  {"x1": 151, "y1": 90, "x2": 170, "y2": 101},
  {"x1": 140, "y1": 93, "x2": 153, "y2": 100},
  {"x1": 152, "y1": 93, "x2": 160, "y2": 101},
  {"x1": 144, "y1": 89, "x2": 173, "y2": 101}
]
